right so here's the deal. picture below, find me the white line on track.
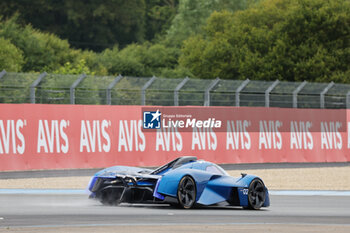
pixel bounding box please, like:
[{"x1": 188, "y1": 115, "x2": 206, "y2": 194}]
[
  {"x1": 270, "y1": 190, "x2": 350, "y2": 196},
  {"x1": 0, "y1": 189, "x2": 86, "y2": 194},
  {"x1": 1, "y1": 222, "x2": 350, "y2": 229}
]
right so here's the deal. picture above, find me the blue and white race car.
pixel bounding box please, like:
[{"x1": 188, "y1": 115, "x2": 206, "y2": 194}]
[{"x1": 88, "y1": 156, "x2": 270, "y2": 210}]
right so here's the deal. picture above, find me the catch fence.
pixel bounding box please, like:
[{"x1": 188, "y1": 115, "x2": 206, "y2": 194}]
[{"x1": 0, "y1": 70, "x2": 349, "y2": 108}]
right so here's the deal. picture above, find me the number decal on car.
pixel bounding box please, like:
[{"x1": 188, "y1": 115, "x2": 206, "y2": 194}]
[{"x1": 242, "y1": 189, "x2": 248, "y2": 195}]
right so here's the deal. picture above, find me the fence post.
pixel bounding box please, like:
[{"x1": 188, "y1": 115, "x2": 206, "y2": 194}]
[
  {"x1": 30, "y1": 72, "x2": 47, "y2": 104},
  {"x1": 106, "y1": 75, "x2": 123, "y2": 105},
  {"x1": 141, "y1": 76, "x2": 156, "y2": 105},
  {"x1": 174, "y1": 77, "x2": 189, "y2": 106},
  {"x1": 204, "y1": 78, "x2": 220, "y2": 106},
  {"x1": 292, "y1": 81, "x2": 307, "y2": 108},
  {"x1": 70, "y1": 74, "x2": 86, "y2": 104},
  {"x1": 320, "y1": 82, "x2": 334, "y2": 109},
  {"x1": 265, "y1": 80, "x2": 279, "y2": 107},
  {"x1": 235, "y1": 79, "x2": 250, "y2": 107},
  {"x1": 0, "y1": 70, "x2": 6, "y2": 80},
  {"x1": 346, "y1": 91, "x2": 350, "y2": 109}
]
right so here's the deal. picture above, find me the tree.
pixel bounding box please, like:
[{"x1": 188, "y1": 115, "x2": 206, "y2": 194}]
[
  {"x1": 99, "y1": 43, "x2": 181, "y2": 77},
  {"x1": 145, "y1": 0, "x2": 179, "y2": 41},
  {"x1": 179, "y1": 0, "x2": 350, "y2": 82},
  {"x1": 0, "y1": 0, "x2": 178, "y2": 51},
  {"x1": 165, "y1": 0, "x2": 252, "y2": 46},
  {"x1": 0, "y1": 37, "x2": 24, "y2": 72},
  {"x1": 53, "y1": 59, "x2": 94, "y2": 75},
  {"x1": 63, "y1": 0, "x2": 147, "y2": 51},
  {"x1": 0, "y1": 15, "x2": 77, "y2": 72}
]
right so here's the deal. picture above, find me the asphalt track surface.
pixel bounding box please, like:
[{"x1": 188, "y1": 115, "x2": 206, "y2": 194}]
[
  {"x1": 0, "y1": 193, "x2": 349, "y2": 230},
  {"x1": 1, "y1": 163, "x2": 350, "y2": 232}
]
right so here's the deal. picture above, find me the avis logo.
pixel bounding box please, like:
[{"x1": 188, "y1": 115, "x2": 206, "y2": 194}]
[{"x1": 143, "y1": 110, "x2": 161, "y2": 129}]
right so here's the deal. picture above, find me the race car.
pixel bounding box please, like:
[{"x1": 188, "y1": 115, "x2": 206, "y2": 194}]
[{"x1": 87, "y1": 156, "x2": 270, "y2": 210}]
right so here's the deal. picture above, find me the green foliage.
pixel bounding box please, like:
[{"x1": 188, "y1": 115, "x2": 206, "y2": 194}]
[
  {"x1": 165, "y1": 0, "x2": 251, "y2": 46},
  {"x1": 145, "y1": 0, "x2": 179, "y2": 41},
  {"x1": 158, "y1": 66, "x2": 193, "y2": 79},
  {"x1": 99, "y1": 46, "x2": 145, "y2": 76},
  {"x1": 180, "y1": 0, "x2": 350, "y2": 82},
  {"x1": 0, "y1": 15, "x2": 77, "y2": 72},
  {"x1": 77, "y1": 50, "x2": 108, "y2": 76},
  {"x1": 0, "y1": 0, "x2": 179, "y2": 51},
  {"x1": 53, "y1": 59, "x2": 95, "y2": 75},
  {"x1": 0, "y1": 37, "x2": 24, "y2": 72},
  {"x1": 64, "y1": 0, "x2": 147, "y2": 50},
  {"x1": 0, "y1": 0, "x2": 349, "y2": 85},
  {"x1": 99, "y1": 43, "x2": 182, "y2": 77}
]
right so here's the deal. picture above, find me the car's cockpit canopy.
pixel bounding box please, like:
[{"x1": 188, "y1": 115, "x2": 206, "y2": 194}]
[{"x1": 150, "y1": 156, "x2": 197, "y2": 175}]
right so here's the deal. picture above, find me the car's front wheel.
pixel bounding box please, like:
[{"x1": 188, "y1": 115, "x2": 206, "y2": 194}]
[
  {"x1": 247, "y1": 178, "x2": 266, "y2": 210},
  {"x1": 177, "y1": 176, "x2": 196, "y2": 209}
]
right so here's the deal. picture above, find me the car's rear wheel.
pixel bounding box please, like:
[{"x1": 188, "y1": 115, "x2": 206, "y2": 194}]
[
  {"x1": 247, "y1": 178, "x2": 266, "y2": 210},
  {"x1": 177, "y1": 176, "x2": 196, "y2": 209},
  {"x1": 100, "y1": 188, "x2": 122, "y2": 206}
]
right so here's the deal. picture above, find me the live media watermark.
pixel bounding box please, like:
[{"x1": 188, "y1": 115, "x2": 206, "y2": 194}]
[
  {"x1": 142, "y1": 108, "x2": 222, "y2": 132},
  {"x1": 141, "y1": 107, "x2": 347, "y2": 133}
]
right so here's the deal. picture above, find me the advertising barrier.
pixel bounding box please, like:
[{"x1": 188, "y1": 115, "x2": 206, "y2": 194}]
[{"x1": 0, "y1": 104, "x2": 349, "y2": 171}]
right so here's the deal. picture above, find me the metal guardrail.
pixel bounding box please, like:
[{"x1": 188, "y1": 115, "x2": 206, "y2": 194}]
[{"x1": 0, "y1": 70, "x2": 349, "y2": 108}]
